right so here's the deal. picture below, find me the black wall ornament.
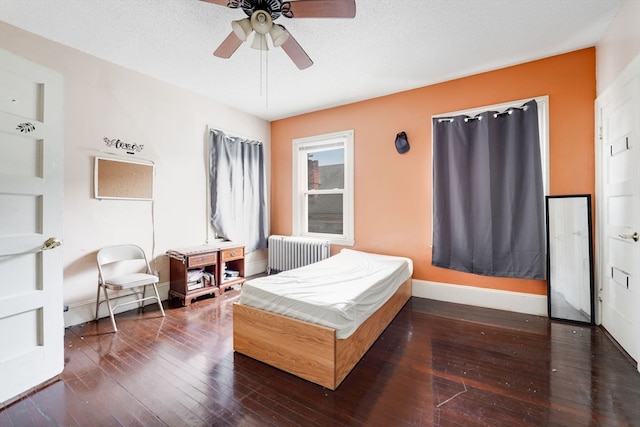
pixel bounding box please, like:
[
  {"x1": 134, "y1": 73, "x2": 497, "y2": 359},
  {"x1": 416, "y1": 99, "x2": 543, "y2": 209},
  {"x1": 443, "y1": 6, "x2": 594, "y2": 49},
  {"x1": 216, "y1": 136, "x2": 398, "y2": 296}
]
[
  {"x1": 104, "y1": 137, "x2": 144, "y2": 155},
  {"x1": 16, "y1": 122, "x2": 36, "y2": 133},
  {"x1": 395, "y1": 131, "x2": 410, "y2": 154}
]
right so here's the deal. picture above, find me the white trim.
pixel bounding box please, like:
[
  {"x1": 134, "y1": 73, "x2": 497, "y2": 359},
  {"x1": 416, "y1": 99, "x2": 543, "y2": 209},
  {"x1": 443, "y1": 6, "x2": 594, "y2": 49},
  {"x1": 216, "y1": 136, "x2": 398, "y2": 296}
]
[
  {"x1": 246, "y1": 257, "x2": 268, "y2": 277},
  {"x1": 412, "y1": 279, "x2": 548, "y2": 316},
  {"x1": 67, "y1": 277, "x2": 547, "y2": 327},
  {"x1": 64, "y1": 282, "x2": 170, "y2": 327},
  {"x1": 433, "y1": 95, "x2": 548, "y2": 118},
  {"x1": 595, "y1": 98, "x2": 604, "y2": 328}
]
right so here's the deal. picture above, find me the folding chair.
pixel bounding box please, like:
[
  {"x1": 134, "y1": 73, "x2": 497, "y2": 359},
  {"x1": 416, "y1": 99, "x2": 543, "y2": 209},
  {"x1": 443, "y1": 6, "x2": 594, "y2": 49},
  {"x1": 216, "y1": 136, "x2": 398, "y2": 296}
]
[{"x1": 96, "y1": 244, "x2": 165, "y2": 332}]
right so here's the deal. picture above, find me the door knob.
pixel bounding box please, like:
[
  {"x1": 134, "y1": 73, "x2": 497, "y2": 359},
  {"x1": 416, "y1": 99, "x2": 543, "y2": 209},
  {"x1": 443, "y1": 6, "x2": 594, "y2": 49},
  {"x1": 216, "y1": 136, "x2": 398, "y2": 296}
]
[
  {"x1": 41, "y1": 237, "x2": 62, "y2": 251},
  {"x1": 618, "y1": 232, "x2": 639, "y2": 242}
]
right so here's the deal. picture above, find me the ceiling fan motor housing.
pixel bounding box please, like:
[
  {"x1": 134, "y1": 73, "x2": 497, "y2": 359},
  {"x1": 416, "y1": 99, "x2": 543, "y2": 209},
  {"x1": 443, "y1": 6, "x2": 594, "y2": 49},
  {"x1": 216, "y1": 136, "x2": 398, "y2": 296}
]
[{"x1": 238, "y1": 0, "x2": 290, "y2": 20}]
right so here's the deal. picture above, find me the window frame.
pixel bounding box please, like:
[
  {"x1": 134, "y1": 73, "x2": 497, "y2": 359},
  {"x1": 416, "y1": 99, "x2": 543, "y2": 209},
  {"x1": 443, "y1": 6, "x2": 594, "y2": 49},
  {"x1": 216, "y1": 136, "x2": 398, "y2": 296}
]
[{"x1": 292, "y1": 129, "x2": 354, "y2": 246}]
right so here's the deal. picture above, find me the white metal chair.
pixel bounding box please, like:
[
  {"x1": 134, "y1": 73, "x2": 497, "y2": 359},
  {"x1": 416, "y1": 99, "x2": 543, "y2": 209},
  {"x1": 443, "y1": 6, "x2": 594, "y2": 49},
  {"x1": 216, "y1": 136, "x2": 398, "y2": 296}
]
[{"x1": 96, "y1": 244, "x2": 165, "y2": 332}]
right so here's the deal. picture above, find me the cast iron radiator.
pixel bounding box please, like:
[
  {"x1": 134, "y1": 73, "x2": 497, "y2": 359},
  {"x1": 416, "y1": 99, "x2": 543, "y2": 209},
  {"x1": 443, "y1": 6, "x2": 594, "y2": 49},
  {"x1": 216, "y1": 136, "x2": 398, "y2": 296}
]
[{"x1": 267, "y1": 235, "x2": 330, "y2": 274}]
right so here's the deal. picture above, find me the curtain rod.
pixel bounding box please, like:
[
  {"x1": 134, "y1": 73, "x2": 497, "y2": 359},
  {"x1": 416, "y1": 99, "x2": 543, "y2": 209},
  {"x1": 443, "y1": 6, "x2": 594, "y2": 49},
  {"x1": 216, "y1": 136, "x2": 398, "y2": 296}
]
[
  {"x1": 436, "y1": 103, "x2": 532, "y2": 123},
  {"x1": 433, "y1": 95, "x2": 545, "y2": 121}
]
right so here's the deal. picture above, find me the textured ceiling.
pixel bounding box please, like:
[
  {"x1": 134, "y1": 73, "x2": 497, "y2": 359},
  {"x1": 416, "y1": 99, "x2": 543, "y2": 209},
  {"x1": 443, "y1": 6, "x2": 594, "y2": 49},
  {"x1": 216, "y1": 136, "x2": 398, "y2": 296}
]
[{"x1": 0, "y1": 0, "x2": 624, "y2": 121}]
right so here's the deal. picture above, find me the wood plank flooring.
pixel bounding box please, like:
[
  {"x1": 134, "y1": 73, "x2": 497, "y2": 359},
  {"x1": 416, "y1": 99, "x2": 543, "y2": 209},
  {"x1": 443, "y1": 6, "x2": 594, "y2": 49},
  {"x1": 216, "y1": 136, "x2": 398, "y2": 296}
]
[{"x1": 1, "y1": 289, "x2": 639, "y2": 426}]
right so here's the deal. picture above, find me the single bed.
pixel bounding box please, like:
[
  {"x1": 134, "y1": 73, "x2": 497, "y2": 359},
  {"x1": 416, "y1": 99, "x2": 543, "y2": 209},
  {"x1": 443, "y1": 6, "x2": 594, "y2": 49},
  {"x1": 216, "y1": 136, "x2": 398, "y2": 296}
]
[{"x1": 233, "y1": 249, "x2": 413, "y2": 389}]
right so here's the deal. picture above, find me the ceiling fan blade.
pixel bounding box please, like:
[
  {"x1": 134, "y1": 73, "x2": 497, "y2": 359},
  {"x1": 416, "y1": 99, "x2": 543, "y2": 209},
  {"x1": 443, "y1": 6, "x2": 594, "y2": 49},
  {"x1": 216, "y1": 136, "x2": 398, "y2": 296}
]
[
  {"x1": 281, "y1": 33, "x2": 313, "y2": 70},
  {"x1": 213, "y1": 31, "x2": 243, "y2": 58},
  {"x1": 286, "y1": 0, "x2": 356, "y2": 18},
  {"x1": 200, "y1": 0, "x2": 234, "y2": 7}
]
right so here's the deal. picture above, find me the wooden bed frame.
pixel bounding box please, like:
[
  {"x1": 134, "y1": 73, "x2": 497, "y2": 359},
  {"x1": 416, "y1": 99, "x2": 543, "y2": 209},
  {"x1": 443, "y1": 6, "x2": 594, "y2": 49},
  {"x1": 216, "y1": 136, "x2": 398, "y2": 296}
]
[{"x1": 233, "y1": 277, "x2": 412, "y2": 390}]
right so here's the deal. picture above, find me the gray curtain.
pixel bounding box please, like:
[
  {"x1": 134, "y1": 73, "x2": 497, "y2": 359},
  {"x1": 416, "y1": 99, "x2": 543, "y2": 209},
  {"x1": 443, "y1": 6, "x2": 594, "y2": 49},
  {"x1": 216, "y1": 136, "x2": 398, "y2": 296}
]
[
  {"x1": 209, "y1": 129, "x2": 268, "y2": 253},
  {"x1": 432, "y1": 100, "x2": 544, "y2": 279}
]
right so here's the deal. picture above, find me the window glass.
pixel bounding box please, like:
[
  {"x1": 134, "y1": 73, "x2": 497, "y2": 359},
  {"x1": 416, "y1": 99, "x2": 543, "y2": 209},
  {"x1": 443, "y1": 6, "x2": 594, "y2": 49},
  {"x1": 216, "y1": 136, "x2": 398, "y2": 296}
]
[
  {"x1": 292, "y1": 130, "x2": 354, "y2": 245},
  {"x1": 308, "y1": 194, "x2": 343, "y2": 234},
  {"x1": 307, "y1": 148, "x2": 344, "y2": 190}
]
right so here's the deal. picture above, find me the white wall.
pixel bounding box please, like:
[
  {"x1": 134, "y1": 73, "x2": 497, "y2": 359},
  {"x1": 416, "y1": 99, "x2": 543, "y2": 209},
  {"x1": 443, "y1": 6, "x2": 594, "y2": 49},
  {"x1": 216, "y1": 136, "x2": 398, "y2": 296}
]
[
  {"x1": 0, "y1": 22, "x2": 270, "y2": 326},
  {"x1": 596, "y1": 0, "x2": 640, "y2": 94}
]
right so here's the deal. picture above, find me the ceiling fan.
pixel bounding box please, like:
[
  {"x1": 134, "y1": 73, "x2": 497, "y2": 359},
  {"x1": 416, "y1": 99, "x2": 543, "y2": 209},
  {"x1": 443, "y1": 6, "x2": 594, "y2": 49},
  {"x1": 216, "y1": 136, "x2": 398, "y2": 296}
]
[{"x1": 202, "y1": 0, "x2": 356, "y2": 70}]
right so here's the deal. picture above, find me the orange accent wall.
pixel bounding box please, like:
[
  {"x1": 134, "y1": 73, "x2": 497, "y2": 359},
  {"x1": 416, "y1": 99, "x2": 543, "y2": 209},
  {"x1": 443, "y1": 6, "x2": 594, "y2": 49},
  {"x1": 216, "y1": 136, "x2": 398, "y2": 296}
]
[{"x1": 270, "y1": 48, "x2": 596, "y2": 296}]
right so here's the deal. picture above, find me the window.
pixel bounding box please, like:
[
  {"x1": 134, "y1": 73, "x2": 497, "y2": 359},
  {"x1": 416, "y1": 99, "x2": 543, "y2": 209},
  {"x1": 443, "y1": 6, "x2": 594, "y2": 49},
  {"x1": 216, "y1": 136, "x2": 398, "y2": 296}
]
[{"x1": 292, "y1": 130, "x2": 354, "y2": 245}]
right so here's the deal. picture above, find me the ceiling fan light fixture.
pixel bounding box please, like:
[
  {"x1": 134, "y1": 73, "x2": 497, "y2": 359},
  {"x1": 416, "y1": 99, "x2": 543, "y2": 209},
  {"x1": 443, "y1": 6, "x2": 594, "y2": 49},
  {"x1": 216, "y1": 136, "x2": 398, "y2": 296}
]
[
  {"x1": 269, "y1": 24, "x2": 289, "y2": 47},
  {"x1": 250, "y1": 10, "x2": 273, "y2": 35},
  {"x1": 250, "y1": 33, "x2": 269, "y2": 51},
  {"x1": 231, "y1": 18, "x2": 252, "y2": 41},
  {"x1": 207, "y1": 0, "x2": 357, "y2": 69}
]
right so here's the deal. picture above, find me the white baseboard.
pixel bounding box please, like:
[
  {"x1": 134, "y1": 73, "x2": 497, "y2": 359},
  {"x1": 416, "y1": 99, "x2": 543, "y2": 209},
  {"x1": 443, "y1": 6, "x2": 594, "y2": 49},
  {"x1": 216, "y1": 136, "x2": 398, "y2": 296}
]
[
  {"x1": 66, "y1": 275, "x2": 547, "y2": 328},
  {"x1": 412, "y1": 279, "x2": 548, "y2": 316},
  {"x1": 64, "y1": 281, "x2": 172, "y2": 328},
  {"x1": 245, "y1": 258, "x2": 268, "y2": 277}
]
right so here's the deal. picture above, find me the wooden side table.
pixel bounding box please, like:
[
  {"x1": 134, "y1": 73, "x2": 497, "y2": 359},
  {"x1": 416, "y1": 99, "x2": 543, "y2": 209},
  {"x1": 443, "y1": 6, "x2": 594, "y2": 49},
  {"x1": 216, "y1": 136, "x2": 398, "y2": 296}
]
[
  {"x1": 166, "y1": 242, "x2": 246, "y2": 305},
  {"x1": 167, "y1": 245, "x2": 220, "y2": 306},
  {"x1": 217, "y1": 243, "x2": 246, "y2": 292}
]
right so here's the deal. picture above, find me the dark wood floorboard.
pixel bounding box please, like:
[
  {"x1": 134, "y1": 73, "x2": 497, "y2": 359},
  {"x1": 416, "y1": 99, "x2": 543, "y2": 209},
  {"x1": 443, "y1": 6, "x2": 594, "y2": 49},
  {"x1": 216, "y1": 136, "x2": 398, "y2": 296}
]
[{"x1": 2, "y1": 290, "x2": 639, "y2": 426}]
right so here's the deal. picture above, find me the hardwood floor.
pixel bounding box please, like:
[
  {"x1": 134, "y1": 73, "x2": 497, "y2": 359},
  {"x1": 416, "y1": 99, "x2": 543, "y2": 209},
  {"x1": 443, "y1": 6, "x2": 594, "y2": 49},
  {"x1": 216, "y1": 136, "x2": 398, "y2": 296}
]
[{"x1": 1, "y1": 289, "x2": 639, "y2": 426}]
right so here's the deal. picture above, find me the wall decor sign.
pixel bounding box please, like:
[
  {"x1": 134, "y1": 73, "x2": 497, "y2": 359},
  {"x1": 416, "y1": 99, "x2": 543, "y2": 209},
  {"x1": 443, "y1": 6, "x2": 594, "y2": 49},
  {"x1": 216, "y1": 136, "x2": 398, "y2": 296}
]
[{"x1": 103, "y1": 137, "x2": 144, "y2": 154}]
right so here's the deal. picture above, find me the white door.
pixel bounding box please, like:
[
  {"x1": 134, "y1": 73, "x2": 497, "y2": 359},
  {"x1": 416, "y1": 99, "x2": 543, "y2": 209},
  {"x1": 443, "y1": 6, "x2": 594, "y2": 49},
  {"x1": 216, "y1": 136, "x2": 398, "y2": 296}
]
[
  {"x1": 0, "y1": 49, "x2": 64, "y2": 403},
  {"x1": 596, "y1": 55, "x2": 640, "y2": 370}
]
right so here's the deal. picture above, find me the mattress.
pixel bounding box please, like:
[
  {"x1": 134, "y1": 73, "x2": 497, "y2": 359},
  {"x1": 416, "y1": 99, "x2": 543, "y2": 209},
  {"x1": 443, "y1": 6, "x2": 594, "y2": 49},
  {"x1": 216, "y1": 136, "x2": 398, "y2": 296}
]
[{"x1": 238, "y1": 249, "x2": 413, "y2": 339}]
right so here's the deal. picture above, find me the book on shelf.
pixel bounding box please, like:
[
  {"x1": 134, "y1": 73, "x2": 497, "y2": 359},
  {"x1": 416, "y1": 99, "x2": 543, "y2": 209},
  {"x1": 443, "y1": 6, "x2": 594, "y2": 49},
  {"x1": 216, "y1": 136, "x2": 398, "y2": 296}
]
[
  {"x1": 202, "y1": 271, "x2": 215, "y2": 287},
  {"x1": 187, "y1": 267, "x2": 205, "y2": 283},
  {"x1": 187, "y1": 280, "x2": 204, "y2": 291}
]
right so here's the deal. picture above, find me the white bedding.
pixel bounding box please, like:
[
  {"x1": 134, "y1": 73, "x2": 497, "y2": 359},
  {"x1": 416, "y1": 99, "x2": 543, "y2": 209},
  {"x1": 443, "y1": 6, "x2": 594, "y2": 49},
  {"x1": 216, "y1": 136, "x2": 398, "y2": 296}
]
[{"x1": 238, "y1": 249, "x2": 413, "y2": 339}]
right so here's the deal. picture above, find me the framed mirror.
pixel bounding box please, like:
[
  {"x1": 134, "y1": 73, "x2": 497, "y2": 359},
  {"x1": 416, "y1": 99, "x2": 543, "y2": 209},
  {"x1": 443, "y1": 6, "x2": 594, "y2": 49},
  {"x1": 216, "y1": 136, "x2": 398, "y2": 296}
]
[{"x1": 545, "y1": 195, "x2": 595, "y2": 324}]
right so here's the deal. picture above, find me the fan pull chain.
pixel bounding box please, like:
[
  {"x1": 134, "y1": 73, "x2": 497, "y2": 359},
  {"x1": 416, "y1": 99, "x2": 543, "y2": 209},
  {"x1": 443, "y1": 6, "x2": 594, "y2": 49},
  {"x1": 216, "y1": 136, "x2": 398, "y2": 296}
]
[
  {"x1": 259, "y1": 46, "x2": 263, "y2": 97},
  {"x1": 258, "y1": 44, "x2": 269, "y2": 109}
]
